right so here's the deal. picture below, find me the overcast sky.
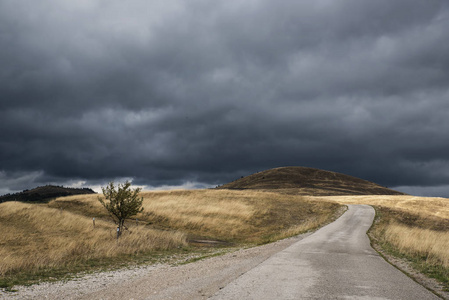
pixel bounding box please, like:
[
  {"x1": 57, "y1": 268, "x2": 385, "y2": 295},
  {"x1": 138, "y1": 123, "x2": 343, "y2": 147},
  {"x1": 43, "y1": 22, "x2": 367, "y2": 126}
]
[{"x1": 1, "y1": 0, "x2": 449, "y2": 197}]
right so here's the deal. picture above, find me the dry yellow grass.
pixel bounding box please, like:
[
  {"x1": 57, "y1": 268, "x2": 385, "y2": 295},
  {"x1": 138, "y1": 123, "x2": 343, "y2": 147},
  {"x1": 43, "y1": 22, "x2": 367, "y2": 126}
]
[
  {"x1": 0, "y1": 201, "x2": 186, "y2": 277},
  {"x1": 139, "y1": 190, "x2": 258, "y2": 239},
  {"x1": 381, "y1": 222, "x2": 449, "y2": 268}
]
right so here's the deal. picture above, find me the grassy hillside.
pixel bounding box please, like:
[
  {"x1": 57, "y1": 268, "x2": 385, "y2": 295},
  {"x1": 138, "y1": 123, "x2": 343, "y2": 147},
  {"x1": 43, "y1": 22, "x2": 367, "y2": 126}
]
[
  {"x1": 49, "y1": 189, "x2": 341, "y2": 243},
  {"x1": 0, "y1": 189, "x2": 341, "y2": 289},
  {"x1": 0, "y1": 201, "x2": 187, "y2": 288},
  {"x1": 219, "y1": 167, "x2": 404, "y2": 195}
]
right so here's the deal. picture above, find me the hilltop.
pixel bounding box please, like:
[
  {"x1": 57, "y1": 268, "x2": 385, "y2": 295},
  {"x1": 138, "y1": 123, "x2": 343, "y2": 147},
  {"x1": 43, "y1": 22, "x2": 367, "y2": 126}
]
[
  {"x1": 218, "y1": 166, "x2": 404, "y2": 196},
  {"x1": 0, "y1": 185, "x2": 96, "y2": 203}
]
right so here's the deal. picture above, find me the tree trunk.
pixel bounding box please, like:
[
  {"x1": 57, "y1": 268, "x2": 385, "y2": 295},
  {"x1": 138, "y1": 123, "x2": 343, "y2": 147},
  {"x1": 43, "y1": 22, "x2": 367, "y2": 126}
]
[{"x1": 118, "y1": 219, "x2": 125, "y2": 237}]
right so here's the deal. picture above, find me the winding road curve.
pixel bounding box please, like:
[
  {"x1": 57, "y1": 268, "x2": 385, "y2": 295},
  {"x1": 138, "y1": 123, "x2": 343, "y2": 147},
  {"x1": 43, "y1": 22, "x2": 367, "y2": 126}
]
[{"x1": 210, "y1": 205, "x2": 439, "y2": 299}]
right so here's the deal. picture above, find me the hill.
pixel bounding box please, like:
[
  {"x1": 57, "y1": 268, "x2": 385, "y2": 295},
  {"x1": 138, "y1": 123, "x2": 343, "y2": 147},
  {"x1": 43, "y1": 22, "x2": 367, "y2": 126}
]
[
  {"x1": 218, "y1": 166, "x2": 404, "y2": 196},
  {"x1": 0, "y1": 185, "x2": 96, "y2": 203}
]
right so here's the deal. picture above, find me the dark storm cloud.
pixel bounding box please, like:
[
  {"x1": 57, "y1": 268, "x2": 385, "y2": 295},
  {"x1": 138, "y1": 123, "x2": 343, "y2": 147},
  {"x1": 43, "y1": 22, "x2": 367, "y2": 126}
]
[{"x1": 1, "y1": 0, "x2": 449, "y2": 196}]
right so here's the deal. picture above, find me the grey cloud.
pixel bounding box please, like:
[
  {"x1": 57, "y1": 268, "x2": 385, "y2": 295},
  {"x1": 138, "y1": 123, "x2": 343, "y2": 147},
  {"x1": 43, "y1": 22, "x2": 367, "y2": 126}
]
[{"x1": 1, "y1": 0, "x2": 449, "y2": 196}]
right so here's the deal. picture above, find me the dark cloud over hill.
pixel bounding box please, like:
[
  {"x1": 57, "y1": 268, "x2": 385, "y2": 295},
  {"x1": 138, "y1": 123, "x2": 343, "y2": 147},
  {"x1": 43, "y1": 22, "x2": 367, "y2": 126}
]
[{"x1": 1, "y1": 0, "x2": 449, "y2": 196}]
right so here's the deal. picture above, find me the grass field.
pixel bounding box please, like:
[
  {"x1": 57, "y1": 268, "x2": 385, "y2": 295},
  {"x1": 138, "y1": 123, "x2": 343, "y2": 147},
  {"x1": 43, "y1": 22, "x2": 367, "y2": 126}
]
[
  {"x1": 0, "y1": 189, "x2": 340, "y2": 288},
  {"x1": 320, "y1": 195, "x2": 449, "y2": 290}
]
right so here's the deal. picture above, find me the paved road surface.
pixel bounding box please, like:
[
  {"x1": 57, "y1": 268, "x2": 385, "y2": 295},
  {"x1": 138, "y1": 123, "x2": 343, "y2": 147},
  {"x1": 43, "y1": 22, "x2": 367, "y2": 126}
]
[{"x1": 210, "y1": 205, "x2": 439, "y2": 299}]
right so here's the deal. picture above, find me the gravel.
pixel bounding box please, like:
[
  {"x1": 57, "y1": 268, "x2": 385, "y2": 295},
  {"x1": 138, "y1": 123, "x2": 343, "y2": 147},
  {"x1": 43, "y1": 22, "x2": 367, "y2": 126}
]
[{"x1": 0, "y1": 234, "x2": 310, "y2": 300}]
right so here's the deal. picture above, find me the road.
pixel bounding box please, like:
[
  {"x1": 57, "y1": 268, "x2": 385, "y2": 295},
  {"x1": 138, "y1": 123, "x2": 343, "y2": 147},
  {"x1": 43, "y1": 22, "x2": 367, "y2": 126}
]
[{"x1": 210, "y1": 204, "x2": 439, "y2": 299}]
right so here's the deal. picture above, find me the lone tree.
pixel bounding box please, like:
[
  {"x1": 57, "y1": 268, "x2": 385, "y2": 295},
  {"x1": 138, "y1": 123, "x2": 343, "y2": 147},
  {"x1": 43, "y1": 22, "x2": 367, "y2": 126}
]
[{"x1": 98, "y1": 181, "x2": 144, "y2": 237}]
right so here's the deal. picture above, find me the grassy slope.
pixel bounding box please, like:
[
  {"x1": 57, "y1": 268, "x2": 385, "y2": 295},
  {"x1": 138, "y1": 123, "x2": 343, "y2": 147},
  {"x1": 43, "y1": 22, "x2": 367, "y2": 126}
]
[
  {"x1": 49, "y1": 189, "x2": 341, "y2": 243},
  {"x1": 0, "y1": 189, "x2": 340, "y2": 289},
  {"x1": 0, "y1": 201, "x2": 187, "y2": 289}
]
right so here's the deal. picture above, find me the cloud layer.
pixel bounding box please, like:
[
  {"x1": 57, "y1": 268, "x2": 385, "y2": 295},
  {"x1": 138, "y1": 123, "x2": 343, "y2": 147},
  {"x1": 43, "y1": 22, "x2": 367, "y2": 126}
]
[{"x1": 1, "y1": 0, "x2": 449, "y2": 196}]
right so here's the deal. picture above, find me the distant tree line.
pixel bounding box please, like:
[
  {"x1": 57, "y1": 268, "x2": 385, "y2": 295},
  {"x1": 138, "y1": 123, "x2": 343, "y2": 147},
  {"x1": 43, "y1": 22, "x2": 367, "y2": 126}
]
[{"x1": 0, "y1": 185, "x2": 96, "y2": 203}]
